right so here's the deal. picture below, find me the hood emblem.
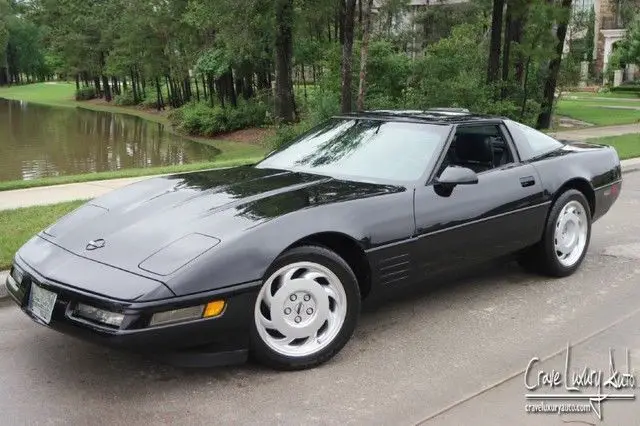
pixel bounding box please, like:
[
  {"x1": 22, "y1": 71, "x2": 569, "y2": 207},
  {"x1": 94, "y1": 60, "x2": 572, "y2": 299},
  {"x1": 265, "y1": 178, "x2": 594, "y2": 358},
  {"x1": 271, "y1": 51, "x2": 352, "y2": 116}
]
[{"x1": 86, "y1": 239, "x2": 106, "y2": 250}]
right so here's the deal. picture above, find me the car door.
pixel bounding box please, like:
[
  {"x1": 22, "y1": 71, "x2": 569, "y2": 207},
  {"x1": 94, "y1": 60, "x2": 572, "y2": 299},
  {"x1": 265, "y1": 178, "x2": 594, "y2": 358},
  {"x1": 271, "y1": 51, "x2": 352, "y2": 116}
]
[{"x1": 412, "y1": 122, "x2": 548, "y2": 277}]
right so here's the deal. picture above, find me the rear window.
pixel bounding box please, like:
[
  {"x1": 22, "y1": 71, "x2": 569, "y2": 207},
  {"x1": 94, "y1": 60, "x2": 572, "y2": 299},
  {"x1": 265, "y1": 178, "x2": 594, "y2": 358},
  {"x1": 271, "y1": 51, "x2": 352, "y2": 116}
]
[{"x1": 505, "y1": 120, "x2": 563, "y2": 160}]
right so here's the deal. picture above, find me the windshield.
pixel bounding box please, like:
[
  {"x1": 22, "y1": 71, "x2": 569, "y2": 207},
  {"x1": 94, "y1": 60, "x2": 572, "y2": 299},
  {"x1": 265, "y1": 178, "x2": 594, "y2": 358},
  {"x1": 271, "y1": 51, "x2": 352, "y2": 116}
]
[{"x1": 257, "y1": 118, "x2": 450, "y2": 182}]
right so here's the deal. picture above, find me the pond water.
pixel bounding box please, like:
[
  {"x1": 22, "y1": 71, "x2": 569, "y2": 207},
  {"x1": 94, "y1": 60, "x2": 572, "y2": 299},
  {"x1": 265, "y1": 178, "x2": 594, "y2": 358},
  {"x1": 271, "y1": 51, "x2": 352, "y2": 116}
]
[{"x1": 0, "y1": 99, "x2": 221, "y2": 182}]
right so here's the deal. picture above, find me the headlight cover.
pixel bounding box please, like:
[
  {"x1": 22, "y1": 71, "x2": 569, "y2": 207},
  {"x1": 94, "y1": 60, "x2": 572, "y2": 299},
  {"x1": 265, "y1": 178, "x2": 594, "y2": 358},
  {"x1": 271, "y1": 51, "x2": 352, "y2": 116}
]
[
  {"x1": 149, "y1": 305, "x2": 204, "y2": 326},
  {"x1": 149, "y1": 300, "x2": 226, "y2": 327},
  {"x1": 74, "y1": 303, "x2": 125, "y2": 327}
]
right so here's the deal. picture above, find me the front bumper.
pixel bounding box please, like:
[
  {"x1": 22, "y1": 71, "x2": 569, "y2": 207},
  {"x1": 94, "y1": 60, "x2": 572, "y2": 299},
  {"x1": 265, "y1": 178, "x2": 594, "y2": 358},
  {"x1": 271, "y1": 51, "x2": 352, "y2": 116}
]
[{"x1": 6, "y1": 256, "x2": 261, "y2": 367}]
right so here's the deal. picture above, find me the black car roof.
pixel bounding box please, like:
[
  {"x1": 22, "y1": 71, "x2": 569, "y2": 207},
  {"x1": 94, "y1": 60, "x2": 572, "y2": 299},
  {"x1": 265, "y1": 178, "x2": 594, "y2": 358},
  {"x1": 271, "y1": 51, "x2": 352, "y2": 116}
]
[{"x1": 335, "y1": 109, "x2": 503, "y2": 125}]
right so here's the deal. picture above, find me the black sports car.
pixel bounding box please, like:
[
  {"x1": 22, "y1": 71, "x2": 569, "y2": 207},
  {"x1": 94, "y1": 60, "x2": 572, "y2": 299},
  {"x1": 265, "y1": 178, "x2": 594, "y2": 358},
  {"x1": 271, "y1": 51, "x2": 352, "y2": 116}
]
[{"x1": 6, "y1": 110, "x2": 622, "y2": 370}]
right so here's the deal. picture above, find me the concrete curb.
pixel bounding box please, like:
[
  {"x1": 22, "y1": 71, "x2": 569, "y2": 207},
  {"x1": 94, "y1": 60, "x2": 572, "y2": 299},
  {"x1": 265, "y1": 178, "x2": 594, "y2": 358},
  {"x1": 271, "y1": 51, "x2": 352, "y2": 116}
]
[
  {"x1": 0, "y1": 159, "x2": 639, "y2": 302},
  {"x1": 0, "y1": 270, "x2": 8, "y2": 301},
  {"x1": 621, "y1": 158, "x2": 640, "y2": 175}
]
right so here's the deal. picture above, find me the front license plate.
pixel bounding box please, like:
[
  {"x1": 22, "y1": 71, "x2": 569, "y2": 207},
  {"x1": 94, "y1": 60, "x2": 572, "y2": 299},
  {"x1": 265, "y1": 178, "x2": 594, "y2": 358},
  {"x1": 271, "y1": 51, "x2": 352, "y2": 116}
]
[{"x1": 29, "y1": 283, "x2": 57, "y2": 324}]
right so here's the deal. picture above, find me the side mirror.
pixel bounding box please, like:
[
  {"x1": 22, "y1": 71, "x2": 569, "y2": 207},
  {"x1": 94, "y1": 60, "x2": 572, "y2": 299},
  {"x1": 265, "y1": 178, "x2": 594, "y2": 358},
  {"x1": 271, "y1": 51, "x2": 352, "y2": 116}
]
[
  {"x1": 433, "y1": 166, "x2": 478, "y2": 196},
  {"x1": 435, "y1": 166, "x2": 479, "y2": 186}
]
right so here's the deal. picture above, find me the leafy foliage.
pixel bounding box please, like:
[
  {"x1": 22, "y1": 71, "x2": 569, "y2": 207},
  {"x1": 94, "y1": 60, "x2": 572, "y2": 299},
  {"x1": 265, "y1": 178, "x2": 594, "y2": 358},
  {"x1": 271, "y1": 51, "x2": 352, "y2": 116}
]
[
  {"x1": 113, "y1": 89, "x2": 138, "y2": 106},
  {"x1": 74, "y1": 86, "x2": 96, "y2": 100},
  {"x1": 2, "y1": 0, "x2": 587, "y2": 136},
  {"x1": 170, "y1": 100, "x2": 268, "y2": 137}
]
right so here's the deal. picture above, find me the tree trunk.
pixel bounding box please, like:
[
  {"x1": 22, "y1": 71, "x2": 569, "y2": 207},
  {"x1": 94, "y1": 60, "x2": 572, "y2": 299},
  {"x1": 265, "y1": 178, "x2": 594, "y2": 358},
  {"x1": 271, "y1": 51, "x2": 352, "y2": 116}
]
[
  {"x1": 274, "y1": 0, "x2": 296, "y2": 122},
  {"x1": 131, "y1": 69, "x2": 138, "y2": 103},
  {"x1": 156, "y1": 77, "x2": 164, "y2": 111},
  {"x1": 357, "y1": 0, "x2": 374, "y2": 111},
  {"x1": 226, "y1": 68, "x2": 237, "y2": 107},
  {"x1": 235, "y1": 75, "x2": 244, "y2": 100},
  {"x1": 519, "y1": 56, "x2": 532, "y2": 120},
  {"x1": 243, "y1": 76, "x2": 254, "y2": 99},
  {"x1": 112, "y1": 77, "x2": 120, "y2": 96},
  {"x1": 340, "y1": 0, "x2": 357, "y2": 113},
  {"x1": 536, "y1": 0, "x2": 573, "y2": 129},
  {"x1": 165, "y1": 75, "x2": 173, "y2": 107},
  {"x1": 301, "y1": 63, "x2": 308, "y2": 100},
  {"x1": 93, "y1": 76, "x2": 102, "y2": 97},
  {"x1": 512, "y1": 9, "x2": 527, "y2": 86},
  {"x1": 208, "y1": 73, "x2": 215, "y2": 107},
  {"x1": 75, "y1": 74, "x2": 80, "y2": 91},
  {"x1": 102, "y1": 75, "x2": 112, "y2": 102},
  {"x1": 487, "y1": 0, "x2": 505, "y2": 84},
  {"x1": 215, "y1": 78, "x2": 225, "y2": 108},
  {"x1": 501, "y1": 3, "x2": 512, "y2": 87},
  {"x1": 140, "y1": 72, "x2": 146, "y2": 99}
]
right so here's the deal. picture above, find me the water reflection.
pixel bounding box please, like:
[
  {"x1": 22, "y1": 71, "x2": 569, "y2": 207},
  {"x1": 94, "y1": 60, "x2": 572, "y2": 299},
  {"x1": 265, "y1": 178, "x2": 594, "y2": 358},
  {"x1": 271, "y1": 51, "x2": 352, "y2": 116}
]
[{"x1": 0, "y1": 99, "x2": 221, "y2": 181}]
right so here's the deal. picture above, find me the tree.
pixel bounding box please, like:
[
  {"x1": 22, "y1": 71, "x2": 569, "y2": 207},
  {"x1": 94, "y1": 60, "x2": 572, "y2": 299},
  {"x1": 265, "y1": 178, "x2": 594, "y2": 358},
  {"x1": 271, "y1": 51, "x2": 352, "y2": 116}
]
[
  {"x1": 274, "y1": 0, "x2": 296, "y2": 122},
  {"x1": 501, "y1": 0, "x2": 529, "y2": 87},
  {"x1": 0, "y1": 0, "x2": 9, "y2": 85},
  {"x1": 356, "y1": 0, "x2": 374, "y2": 111},
  {"x1": 340, "y1": 0, "x2": 357, "y2": 113},
  {"x1": 617, "y1": 12, "x2": 640, "y2": 65},
  {"x1": 536, "y1": 0, "x2": 573, "y2": 129},
  {"x1": 487, "y1": 0, "x2": 505, "y2": 84}
]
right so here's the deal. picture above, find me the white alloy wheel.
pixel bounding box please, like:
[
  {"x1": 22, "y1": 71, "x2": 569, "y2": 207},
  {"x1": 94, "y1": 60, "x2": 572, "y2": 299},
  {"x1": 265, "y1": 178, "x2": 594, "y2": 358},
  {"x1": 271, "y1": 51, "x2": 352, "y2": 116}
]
[
  {"x1": 554, "y1": 200, "x2": 589, "y2": 267},
  {"x1": 254, "y1": 261, "x2": 348, "y2": 358}
]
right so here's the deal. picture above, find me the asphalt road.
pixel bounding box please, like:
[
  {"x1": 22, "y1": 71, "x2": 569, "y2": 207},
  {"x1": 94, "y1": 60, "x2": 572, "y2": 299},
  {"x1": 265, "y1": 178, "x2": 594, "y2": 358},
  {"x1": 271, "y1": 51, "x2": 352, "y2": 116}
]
[{"x1": 1, "y1": 172, "x2": 639, "y2": 425}]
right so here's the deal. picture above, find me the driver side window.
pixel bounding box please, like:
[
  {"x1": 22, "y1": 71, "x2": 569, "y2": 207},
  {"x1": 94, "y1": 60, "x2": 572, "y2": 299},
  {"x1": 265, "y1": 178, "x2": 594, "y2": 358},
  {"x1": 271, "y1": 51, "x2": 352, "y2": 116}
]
[{"x1": 438, "y1": 125, "x2": 514, "y2": 176}]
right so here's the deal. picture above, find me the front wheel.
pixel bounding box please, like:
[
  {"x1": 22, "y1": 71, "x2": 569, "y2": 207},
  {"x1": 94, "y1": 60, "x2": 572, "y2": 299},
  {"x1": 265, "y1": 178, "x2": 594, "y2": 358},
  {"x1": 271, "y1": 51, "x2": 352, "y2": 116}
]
[
  {"x1": 519, "y1": 189, "x2": 592, "y2": 277},
  {"x1": 250, "y1": 245, "x2": 360, "y2": 370}
]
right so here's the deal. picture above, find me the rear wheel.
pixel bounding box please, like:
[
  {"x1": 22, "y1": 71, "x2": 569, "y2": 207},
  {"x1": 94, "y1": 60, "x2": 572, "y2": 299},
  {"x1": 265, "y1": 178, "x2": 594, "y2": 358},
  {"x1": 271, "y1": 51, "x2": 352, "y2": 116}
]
[
  {"x1": 519, "y1": 189, "x2": 592, "y2": 277},
  {"x1": 250, "y1": 245, "x2": 360, "y2": 370}
]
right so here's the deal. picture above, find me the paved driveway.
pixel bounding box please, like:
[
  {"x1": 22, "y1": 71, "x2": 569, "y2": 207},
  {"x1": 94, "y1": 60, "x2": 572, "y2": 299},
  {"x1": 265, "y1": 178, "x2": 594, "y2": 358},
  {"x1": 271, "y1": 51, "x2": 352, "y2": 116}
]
[{"x1": 0, "y1": 174, "x2": 639, "y2": 425}]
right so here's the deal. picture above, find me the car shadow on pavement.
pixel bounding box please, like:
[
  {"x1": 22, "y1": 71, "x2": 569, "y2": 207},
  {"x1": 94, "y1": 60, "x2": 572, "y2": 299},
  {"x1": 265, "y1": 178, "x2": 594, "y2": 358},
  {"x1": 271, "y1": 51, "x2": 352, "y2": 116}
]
[{"x1": 14, "y1": 256, "x2": 540, "y2": 396}]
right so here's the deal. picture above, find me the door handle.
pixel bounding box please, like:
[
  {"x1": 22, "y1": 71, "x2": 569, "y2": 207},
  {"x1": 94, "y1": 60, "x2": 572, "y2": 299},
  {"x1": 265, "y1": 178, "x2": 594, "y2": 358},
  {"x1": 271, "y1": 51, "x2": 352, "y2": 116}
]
[{"x1": 520, "y1": 176, "x2": 535, "y2": 187}]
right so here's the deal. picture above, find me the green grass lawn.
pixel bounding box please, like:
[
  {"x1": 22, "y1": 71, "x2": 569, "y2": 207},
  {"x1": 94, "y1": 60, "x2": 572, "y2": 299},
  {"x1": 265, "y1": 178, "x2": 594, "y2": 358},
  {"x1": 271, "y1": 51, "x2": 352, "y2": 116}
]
[
  {"x1": 589, "y1": 134, "x2": 640, "y2": 160},
  {"x1": 564, "y1": 91, "x2": 640, "y2": 100},
  {"x1": 0, "y1": 82, "x2": 77, "y2": 106},
  {"x1": 0, "y1": 82, "x2": 171, "y2": 126},
  {"x1": 0, "y1": 200, "x2": 86, "y2": 270},
  {"x1": 555, "y1": 100, "x2": 640, "y2": 126},
  {"x1": 559, "y1": 98, "x2": 640, "y2": 108}
]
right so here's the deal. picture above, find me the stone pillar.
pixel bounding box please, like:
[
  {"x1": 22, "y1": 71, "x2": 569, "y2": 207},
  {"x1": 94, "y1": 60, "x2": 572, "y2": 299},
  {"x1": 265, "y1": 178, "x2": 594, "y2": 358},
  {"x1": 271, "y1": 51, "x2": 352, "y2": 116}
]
[
  {"x1": 595, "y1": 0, "x2": 618, "y2": 76},
  {"x1": 613, "y1": 69, "x2": 623, "y2": 87},
  {"x1": 580, "y1": 61, "x2": 589, "y2": 87},
  {"x1": 626, "y1": 64, "x2": 637, "y2": 82}
]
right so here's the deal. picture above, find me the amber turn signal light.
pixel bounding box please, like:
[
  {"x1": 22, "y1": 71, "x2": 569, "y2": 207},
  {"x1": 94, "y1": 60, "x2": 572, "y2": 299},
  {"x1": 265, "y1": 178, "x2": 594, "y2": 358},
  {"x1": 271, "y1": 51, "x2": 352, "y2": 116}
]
[{"x1": 203, "y1": 300, "x2": 226, "y2": 318}]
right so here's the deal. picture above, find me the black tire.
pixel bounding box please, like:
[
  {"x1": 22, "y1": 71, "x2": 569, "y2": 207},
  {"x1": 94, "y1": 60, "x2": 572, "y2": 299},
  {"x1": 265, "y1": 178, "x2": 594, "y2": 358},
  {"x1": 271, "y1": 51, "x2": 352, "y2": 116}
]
[
  {"x1": 250, "y1": 245, "x2": 361, "y2": 370},
  {"x1": 518, "y1": 189, "x2": 592, "y2": 277}
]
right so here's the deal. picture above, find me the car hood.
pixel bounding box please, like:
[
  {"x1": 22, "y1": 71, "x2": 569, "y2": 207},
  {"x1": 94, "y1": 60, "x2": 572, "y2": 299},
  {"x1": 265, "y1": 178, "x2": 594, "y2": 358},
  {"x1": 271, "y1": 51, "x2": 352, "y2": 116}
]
[{"x1": 39, "y1": 166, "x2": 399, "y2": 282}]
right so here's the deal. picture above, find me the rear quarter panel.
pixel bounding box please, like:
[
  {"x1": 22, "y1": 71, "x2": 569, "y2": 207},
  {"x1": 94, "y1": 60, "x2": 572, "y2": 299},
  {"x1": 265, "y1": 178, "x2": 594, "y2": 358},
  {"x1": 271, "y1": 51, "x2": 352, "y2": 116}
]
[{"x1": 529, "y1": 141, "x2": 622, "y2": 221}]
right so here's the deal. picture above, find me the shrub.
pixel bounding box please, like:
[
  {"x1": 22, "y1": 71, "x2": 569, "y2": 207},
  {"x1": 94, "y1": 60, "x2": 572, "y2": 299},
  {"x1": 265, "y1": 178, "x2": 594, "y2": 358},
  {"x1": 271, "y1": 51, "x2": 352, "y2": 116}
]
[
  {"x1": 113, "y1": 89, "x2": 138, "y2": 106},
  {"x1": 75, "y1": 86, "x2": 96, "y2": 101},
  {"x1": 141, "y1": 92, "x2": 164, "y2": 109},
  {"x1": 611, "y1": 83, "x2": 640, "y2": 95},
  {"x1": 169, "y1": 100, "x2": 268, "y2": 137},
  {"x1": 267, "y1": 120, "x2": 315, "y2": 150},
  {"x1": 305, "y1": 90, "x2": 340, "y2": 123},
  {"x1": 364, "y1": 40, "x2": 411, "y2": 103}
]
